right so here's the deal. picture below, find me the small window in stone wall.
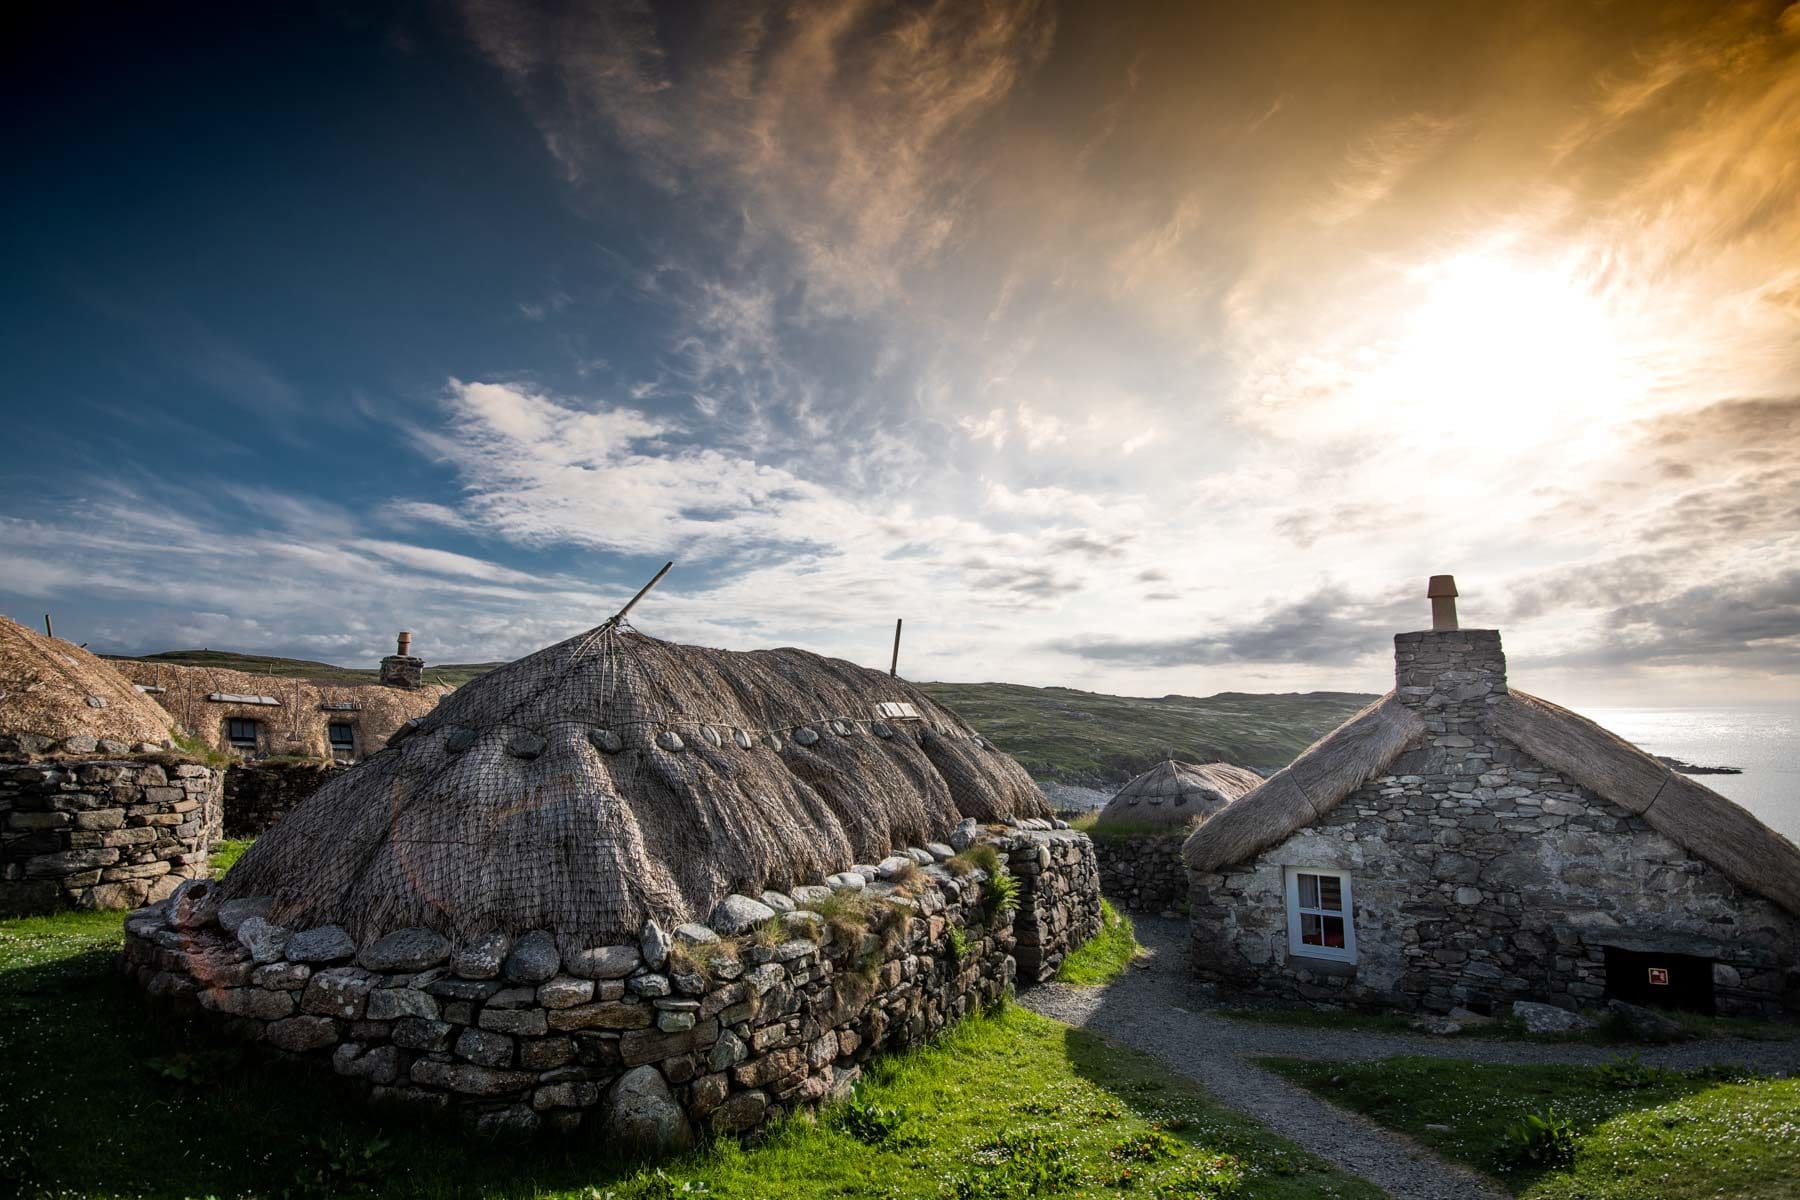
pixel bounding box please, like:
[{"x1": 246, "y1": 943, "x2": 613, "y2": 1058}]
[
  {"x1": 226, "y1": 718, "x2": 261, "y2": 754},
  {"x1": 328, "y1": 722, "x2": 355, "y2": 759},
  {"x1": 1286, "y1": 868, "x2": 1357, "y2": 963}
]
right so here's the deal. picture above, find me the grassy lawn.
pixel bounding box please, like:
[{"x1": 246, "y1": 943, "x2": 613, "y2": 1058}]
[
  {"x1": 0, "y1": 909, "x2": 1378, "y2": 1200},
  {"x1": 1219, "y1": 1004, "x2": 1798, "y2": 1045},
  {"x1": 1264, "y1": 1055, "x2": 1800, "y2": 1199},
  {"x1": 1055, "y1": 901, "x2": 1143, "y2": 986}
]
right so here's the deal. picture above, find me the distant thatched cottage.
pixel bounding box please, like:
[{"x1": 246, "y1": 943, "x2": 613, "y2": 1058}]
[
  {"x1": 1184, "y1": 578, "x2": 1800, "y2": 1019},
  {"x1": 0, "y1": 615, "x2": 221, "y2": 913},
  {"x1": 115, "y1": 633, "x2": 450, "y2": 764},
  {"x1": 1093, "y1": 759, "x2": 1263, "y2": 834}
]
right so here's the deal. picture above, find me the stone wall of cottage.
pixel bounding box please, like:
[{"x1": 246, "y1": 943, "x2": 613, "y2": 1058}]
[
  {"x1": 224, "y1": 760, "x2": 342, "y2": 837},
  {"x1": 1092, "y1": 834, "x2": 1187, "y2": 915},
  {"x1": 1188, "y1": 629, "x2": 1799, "y2": 1019},
  {"x1": 123, "y1": 820, "x2": 1099, "y2": 1143},
  {"x1": 1, "y1": 758, "x2": 222, "y2": 915}
]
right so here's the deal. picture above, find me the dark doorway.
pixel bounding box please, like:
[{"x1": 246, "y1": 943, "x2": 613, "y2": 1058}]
[{"x1": 1604, "y1": 946, "x2": 1715, "y2": 1014}]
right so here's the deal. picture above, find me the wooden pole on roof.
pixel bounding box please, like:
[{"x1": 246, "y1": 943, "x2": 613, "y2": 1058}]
[
  {"x1": 611, "y1": 561, "x2": 673, "y2": 626},
  {"x1": 890, "y1": 618, "x2": 903, "y2": 677},
  {"x1": 43, "y1": 613, "x2": 53, "y2": 639}
]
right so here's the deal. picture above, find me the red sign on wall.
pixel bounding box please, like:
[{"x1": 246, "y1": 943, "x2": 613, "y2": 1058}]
[{"x1": 1648, "y1": 967, "x2": 1670, "y2": 987}]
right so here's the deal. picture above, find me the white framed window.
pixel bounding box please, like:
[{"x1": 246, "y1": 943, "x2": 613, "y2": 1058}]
[{"x1": 1285, "y1": 868, "x2": 1357, "y2": 963}]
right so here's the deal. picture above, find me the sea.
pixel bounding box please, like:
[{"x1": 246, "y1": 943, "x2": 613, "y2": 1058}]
[{"x1": 1584, "y1": 706, "x2": 1800, "y2": 846}]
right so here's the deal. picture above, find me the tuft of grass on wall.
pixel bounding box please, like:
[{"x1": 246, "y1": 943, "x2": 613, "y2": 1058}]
[
  {"x1": 1054, "y1": 900, "x2": 1143, "y2": 985},
  {"x1": 1265, "y1": 1054, "x2": 1800, "y2": 1199}
]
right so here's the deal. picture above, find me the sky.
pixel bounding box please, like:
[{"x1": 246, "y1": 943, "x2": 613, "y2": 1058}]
[{"x1": 3, "y1": 0, "x2": 1798, "y2": 707}]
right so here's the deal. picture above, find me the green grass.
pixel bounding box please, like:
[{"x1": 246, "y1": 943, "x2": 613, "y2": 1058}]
[
  {"x1": 1220, "y1": 1004, "x2": 1798, "y2": 1045},
  {"x1": 210, "y1": 838, "x2": 253, "y2": 877},
  {"x1": 916, "y1": 683, "x2": 1372, "y2": 785},
  {"x1": 1055, "y1": 901, "x2": 1142, "y2": 986},
  {"x1": 0, "y1": 910, "x2": 1378, "y2": 1199},
  {"x1": 1264, "y1": 1055, "x2": 1800, "y2": 1198}
]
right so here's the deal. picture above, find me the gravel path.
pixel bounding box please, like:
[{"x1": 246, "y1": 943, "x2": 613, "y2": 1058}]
[{"x1": 1020, "y1": 916, "x2": 1800, "y2": 1200}]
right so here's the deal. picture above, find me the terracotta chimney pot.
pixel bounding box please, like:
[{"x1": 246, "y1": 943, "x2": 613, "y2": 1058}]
[{"x1": 1427, "y1": 575, "x2": 1458, "y2": 631}]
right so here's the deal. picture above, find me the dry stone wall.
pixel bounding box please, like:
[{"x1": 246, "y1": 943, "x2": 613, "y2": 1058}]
[
  {"x1": 1008, "y1": 827, "x2": 1102, "y2": 982},
  {"x1": 1, "y1": 758, "x2": 222, "y2": 915},
  {"x1": 1092, "y1": 834, "x2": 1187, "y2": 915},
  {"x1": 1189, "y1": 630, "x2": 1800, "y2": 1019},
  {"x1": 224, "y1": 760, "x2": 342, "y2": 837},
  {"x1": 124, "y1": 819, "x2": 1099, "y2": 1143}
]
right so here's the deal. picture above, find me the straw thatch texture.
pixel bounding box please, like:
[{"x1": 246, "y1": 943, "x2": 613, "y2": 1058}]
[
  {"x1": 217, "y1": 623, "x2": 1050, "y2": 946},
  {"x1": 114, "y1": 660, "x2": 450, "y2": 760},
  {"x1": 1094, "y1": 759, "x2": 1263, "y2": 831},
  {"x1": 1183, "y1": 696, "x2": 1425, "y2": 872},
  {"x1": 0, "y1": 615, "x2": 175, "y2": 750},
  {"x1": 1495, "y1": 691, "x2": 1800, "y2": 916}
]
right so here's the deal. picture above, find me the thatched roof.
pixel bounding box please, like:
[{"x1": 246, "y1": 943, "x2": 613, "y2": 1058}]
[
  {"x1": 0, "y1": 615, "x2": 175, "y2": 752},
  {"x1": 1093, "y1": 759, "x2": 1263, "y2": 831},
  {"x1": 217, "y1": 622, "x2": 1050, "y2": 946},
  {"x1": 1182, "y1": 696, "x2": 1422, "y2": 873},
  {"x1": 1182, "y1": 688, "x2": 1800, "y2": 917},
  {"x1": 114, "y1": 659, "x2": 450, "y2": 759}
]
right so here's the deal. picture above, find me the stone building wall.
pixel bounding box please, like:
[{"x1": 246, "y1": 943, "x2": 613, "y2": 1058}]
[
  {"x1": 1188, "y1": 630, "x2": 1800, "y2": 1018},
  {"x1": 224, "y1": 761, "x2": 343, "y2": 837},
  {"x1": 1008, "y1": 826, "x2": 1102, "y2": 981},
  {"x1": 1, "y1": 758, "x2": 222, "y2": 915},
  {"x1": 123, "y1": 822, "x2": 1100, "y2": 1142},
  {"x1": 1092, "y1": 834, "x2": 1186, "y2": 915}
]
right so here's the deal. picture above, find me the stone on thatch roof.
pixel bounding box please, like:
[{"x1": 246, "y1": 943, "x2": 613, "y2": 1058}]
[
  {"x1": 1182, "y1": 688, "x2": 1800, "y2": 917},
  {"x1": 1093, "y1": 759, "x2": 1263, "y2": 832},
  {"x1": 216, "y1": 621, "x2": 1049, "y2": 948},
  {"x1": 0, "y1": 615, "x2": 175, "y2": 754}
]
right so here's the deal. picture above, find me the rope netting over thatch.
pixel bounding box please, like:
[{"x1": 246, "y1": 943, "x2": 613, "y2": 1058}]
[
  {"x1": 219, "y1": 622, "x2": 1049, "y2": 947},
  {"x1": 1093, "y1": 759, "x2": 1263, "y2": 832},
  {"x1": 0, "y1": 615, "x2": 175, "y2": 749}
]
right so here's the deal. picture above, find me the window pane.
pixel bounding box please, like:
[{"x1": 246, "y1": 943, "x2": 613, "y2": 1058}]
[
  {"x1": 1322, "y1": 915, "x2": 1346, "y2": 948},
  {"x1": 1317, "y1": 876, "x2": 1343, "y2": 912},
  {"x1": 1300, "y1": 913, "x2": 1323, "y2": 945},
  {"x1": 1297, "y1": 874, "x2": 1320, "y2": 909}
]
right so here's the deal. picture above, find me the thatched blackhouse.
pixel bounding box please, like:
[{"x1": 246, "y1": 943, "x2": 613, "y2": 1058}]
[
  {"x1": 1093, "y1": 759, "x2": 1262, "y2": 833},
  {"x1": 218, "y1": 621, "x2": 1050, "y2": 946},
  {"x1": 125, "y1": 616, "x2": 1095, "y2": 1143},
  {"x1": 1, "y1": 615, "x2": 221, "y2": 913},
  {"x1": 115, "y1": 634, "x2": 450, "y2": 764},
  {"x1": 0, "y1": 614, "x2": 176, "y2": 756},
  {"x1": 1184, "y1": 578, "x2": 1800, "y2": 1019}
]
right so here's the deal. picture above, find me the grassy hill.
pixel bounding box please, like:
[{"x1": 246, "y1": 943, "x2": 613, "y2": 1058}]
[
  {"x1": 108, "y1": 649, "x2": 1370, "y2": 786},
  {"x1": 918, "y1": 682, "x2": 1372, "y2": 786},
  {"x1": 105, "y1": 649, "x2": 502, "y2": 688}
]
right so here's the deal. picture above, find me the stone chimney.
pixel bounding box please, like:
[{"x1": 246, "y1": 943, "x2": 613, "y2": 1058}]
[
  {"x1": 380, "y1": 630, "x2": 423, "y2": 689},
  {"x1": 1394, "y1": 576, "x2": 1505, "y2": 734}
]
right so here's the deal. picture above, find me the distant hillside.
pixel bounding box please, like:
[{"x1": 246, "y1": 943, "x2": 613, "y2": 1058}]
[
  {"x1": 107, "y1": 650, "x2": 502, "y2": 688},
  {"x1": 109, "y1": 649, "x2": 1370, "y2": 786},
  {"x1": 917, "y1": 683, "x2": 1374, "y2": 787}
]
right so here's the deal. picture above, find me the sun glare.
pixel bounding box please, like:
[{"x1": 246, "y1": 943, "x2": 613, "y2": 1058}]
[{"x1": 1389, "y1": 252, "x2": 1636, "y2": 436}]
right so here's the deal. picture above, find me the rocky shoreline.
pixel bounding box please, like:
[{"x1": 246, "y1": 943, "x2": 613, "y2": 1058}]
[{"x1": 1654, "y1": 755, "x2": 1743, "y2": 776}]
